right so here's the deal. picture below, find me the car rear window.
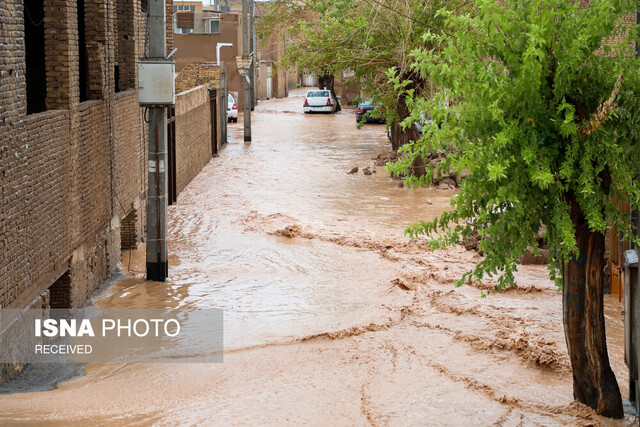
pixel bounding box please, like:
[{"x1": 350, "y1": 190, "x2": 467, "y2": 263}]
[
  {"x1": 228, "y1": 95, "x2": 234, "y2": 102},
  {"x1": 306, "y1": 90, "x2": 330, "y2": 98}
]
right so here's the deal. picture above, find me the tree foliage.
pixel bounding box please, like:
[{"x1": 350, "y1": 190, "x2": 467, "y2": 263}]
[
  {"x1": 389, "y1": 0, "x2": 640, "y2": 290},
  {"x1": 257, "y1": 0, "x2": 466, "y2": 126}
]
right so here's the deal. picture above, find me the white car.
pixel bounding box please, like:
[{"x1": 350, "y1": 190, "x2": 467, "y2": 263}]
[
  {"x1": 227, "y1": 94, "x2": 238, "y2": 122},
  {"x1": 303, "y1": 90, "x2": 337, "y2": 113}
]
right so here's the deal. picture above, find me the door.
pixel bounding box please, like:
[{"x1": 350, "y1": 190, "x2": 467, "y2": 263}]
[
  {"x1": 266, "y1": 66, "x2": 272, "y2": 99},
  {"x1": 305, "y1": 74, "x2": 314, "y2": 87}
]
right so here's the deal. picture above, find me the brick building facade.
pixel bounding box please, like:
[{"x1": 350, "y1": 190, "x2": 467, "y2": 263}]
[{"x1": 0, "y1": 0, "x2": 222, "y2": 382}]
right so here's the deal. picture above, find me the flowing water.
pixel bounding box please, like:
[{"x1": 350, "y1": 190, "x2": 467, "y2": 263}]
[{"x1": 0, "y1": 89, "x2": 635, "y2": 425}]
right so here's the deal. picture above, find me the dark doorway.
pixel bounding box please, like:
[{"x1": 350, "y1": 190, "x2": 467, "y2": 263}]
[
  {"x1": 49, "y1": 271, "x2": 72, "y2": 309},
  {"x1": 24, "y1": 0, "x2": 46, "y2": 114},
  {"x1": 167, "y1": 107, "x2": 177, "y2": 205}
]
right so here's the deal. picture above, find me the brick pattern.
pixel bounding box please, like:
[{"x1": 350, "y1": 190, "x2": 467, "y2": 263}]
[
  {"x1": 0, "y1": 2, "x2": 25, "y2": 117},
  {"x1": 0, "y1": 0, "x2": 149, "y2": 314},
  {"x1": 0, "y1": 289, "x2": 49, "y2": 384},
  {"x1": 49, "y1": 271, "x2": 71, "y2": 309},
  {"x1": 175, "y1": 62, "x2": 222, "y2": 93},
  {"x1": 166, "y1": 0, "x2": 173, "y2": 56},
  {"x1": 44, "y1": 0, "x2": 77, "y2": 110},
  {"x1": 0, "y1": 0, "x2": 221, "y2": 385},
  {"x1": 115, "y1": 0, "x2": 136, "y2": 91},
  {"x1": 113, "y1": 91, "x2": 146, "y2": 213},
  {"x1": 120, "y1": 209, "x2": 138, "y2": 250},
  {"x1": 175, "y1": 85, "x2": 212, "y2": 194}
]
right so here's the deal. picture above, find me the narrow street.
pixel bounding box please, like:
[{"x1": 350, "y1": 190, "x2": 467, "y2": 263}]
[{"x1": 0, "y1": 90, "x2": 633, "y2": 425}]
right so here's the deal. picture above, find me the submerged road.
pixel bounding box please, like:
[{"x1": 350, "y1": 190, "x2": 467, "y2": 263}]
[{"x1": 0, "y1": 89, "x2": 634, "y2": 425}]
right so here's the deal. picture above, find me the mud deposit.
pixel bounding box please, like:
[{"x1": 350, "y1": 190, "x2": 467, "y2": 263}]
[{"x1": 0, "y1": 90, "x2": 635, "y2": 425}]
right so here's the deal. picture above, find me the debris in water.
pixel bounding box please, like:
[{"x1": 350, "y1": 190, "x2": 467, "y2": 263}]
[
  {"x1": 272, "y1": 224, "x2": 303, "y2": 238},
  {"x1": 363, "y1": 166, "x2": 372, "y2": 175},
  {"x1": 347, "y1": 167, "x2": 358, "y2": 174},
  {"x1": 392, "y1": 278, "x2": 416, "y2": 291}
]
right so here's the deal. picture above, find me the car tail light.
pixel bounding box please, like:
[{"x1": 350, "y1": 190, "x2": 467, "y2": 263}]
[
  {"x1": 304, "y1": 98, "x2": 309, "y2": 105},
  {"x1": 357, "y1": 109, "x2": 364, "y2": 114},
  {"x1": 232, "y1": 103, "x2": 237, "y2": 110},
  {"x1": 326, "y1": 98, "x2": 331, "y2": 105}
]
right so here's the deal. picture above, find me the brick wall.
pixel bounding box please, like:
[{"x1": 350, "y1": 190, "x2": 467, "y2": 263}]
[
  {"x1": 175, "y1": 85, "x2": 212, "y2": 195},
  {"x1": 0, "y1": 0, "x2": 219, "y2": 385},
  {"x1": 0, "y1": 0, "x2": 146, "y2": 326},
  {"x1": 175, "y1": 62, "x2": 222, "y2": 93},
  {"x1": 166, "y1": 0, "x2": 174, "y2": 56}
]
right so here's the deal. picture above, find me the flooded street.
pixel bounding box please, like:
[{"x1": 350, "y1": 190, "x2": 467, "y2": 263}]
[{"x1": 0, "y1": 89, "x2": 635, "y2": 425}]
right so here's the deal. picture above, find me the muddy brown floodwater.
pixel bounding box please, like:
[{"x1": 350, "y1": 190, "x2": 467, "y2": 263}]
[{"x1": 0, "y1": 89, "x2": 636, "y2": 426}]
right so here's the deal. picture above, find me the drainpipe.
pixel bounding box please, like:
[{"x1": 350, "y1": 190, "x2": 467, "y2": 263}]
[{"x1": 216, "y1": 43, "x2": 233, "y2": 65}]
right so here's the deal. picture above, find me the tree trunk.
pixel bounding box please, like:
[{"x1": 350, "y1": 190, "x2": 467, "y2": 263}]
[
  {"x1": 563, "y1": 193, "x2": 623, "y2": 418},
  {"x1": 318, "y1": 73, "x2": 341, "y2": 112},
  {"x1": 391, "y1": 92, "x2": 425, "y2": 176}
]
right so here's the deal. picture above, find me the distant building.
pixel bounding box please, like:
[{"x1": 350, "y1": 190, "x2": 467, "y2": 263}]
[{"x1": 173, "y1": 1, "x2": 298, "y2": 109}]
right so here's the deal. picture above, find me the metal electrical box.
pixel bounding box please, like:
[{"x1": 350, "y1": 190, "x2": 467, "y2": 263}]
[{"x1": 137, "y1": 60, "x2": 175, "y2": 106}]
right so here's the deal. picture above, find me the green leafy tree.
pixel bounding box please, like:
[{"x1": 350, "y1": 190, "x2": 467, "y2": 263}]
[
  {"x1": 390, "y1": 0, "x2": 640, "y2": 417},
  {"x1": 257, "y1": 0, "x2": 465, "y2": 154}
]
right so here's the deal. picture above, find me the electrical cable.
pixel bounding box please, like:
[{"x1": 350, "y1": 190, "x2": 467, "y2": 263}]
[{"x1": 24, "y1": 3, "x2": 44, "y2": 27}]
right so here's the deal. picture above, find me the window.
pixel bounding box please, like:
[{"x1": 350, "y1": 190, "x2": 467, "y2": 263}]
[
  {"x1": 209, "y1": 19, "x2": 220, "y2": 34},
  {"x1": 76, "y1": 0, "x2": 103, "y2": 101},
  {"x1": 307, "y1": 90, "x2": 330, "y2": 98},
  {"x1": 24, "y1": 0, "x2": 47, "y2": 114},
  {"x1": 77, "y1": 0, "x2": 88, "y2": 102},
  {"x1": 173, "y1": 5, "x2": 195, "y2": 11}
]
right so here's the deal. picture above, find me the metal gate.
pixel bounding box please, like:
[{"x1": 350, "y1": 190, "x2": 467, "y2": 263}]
[
  {"x1": 209, "y1": 89, "x2": 218, "y2": 155},
  {"x1": 167, "y1": 106, "x2": 177, "y2": 205}
]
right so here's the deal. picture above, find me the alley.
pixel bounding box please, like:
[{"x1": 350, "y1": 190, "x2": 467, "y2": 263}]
[{"x1": 0, "y1": 90, "x2": 633, "y2": 425}]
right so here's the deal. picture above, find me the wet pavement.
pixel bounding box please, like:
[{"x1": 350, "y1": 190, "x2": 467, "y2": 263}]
[{"x1": 0, "y1": 89, "x2": 635, "y2": 425}]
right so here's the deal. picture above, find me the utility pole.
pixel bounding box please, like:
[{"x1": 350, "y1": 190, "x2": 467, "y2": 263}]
[
  {"x1": 146, "y1": 0, "x2": 169, "y2": 281},
  {"x1": 250, "y1": 2, "x2": 256, "y2": 110},
  {"x1": 242, "y1": 0, "x2": 252, "y2": 141}
]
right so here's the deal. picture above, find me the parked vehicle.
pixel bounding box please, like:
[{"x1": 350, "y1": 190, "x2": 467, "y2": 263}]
[
  {"x1": 386, "y1": 113, "x2": 433, "y2": 140},
  {"x1": 356, "y1": 99, "x2": 384, "y2": 123},
  {"x1": 303, "y1": 90, "x2": 337, "y2": 114},
  {"x1": 227, "y1": 94, "x2": 238, "y2": 122}
]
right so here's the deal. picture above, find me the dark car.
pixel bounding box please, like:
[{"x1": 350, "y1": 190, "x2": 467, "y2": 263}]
[
  {"x1": 386, "y1": 113, "x2": 433, "y2": 141},
  {"x1": 356, "y1": 99, "x2": 384, "y2": 123}
]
